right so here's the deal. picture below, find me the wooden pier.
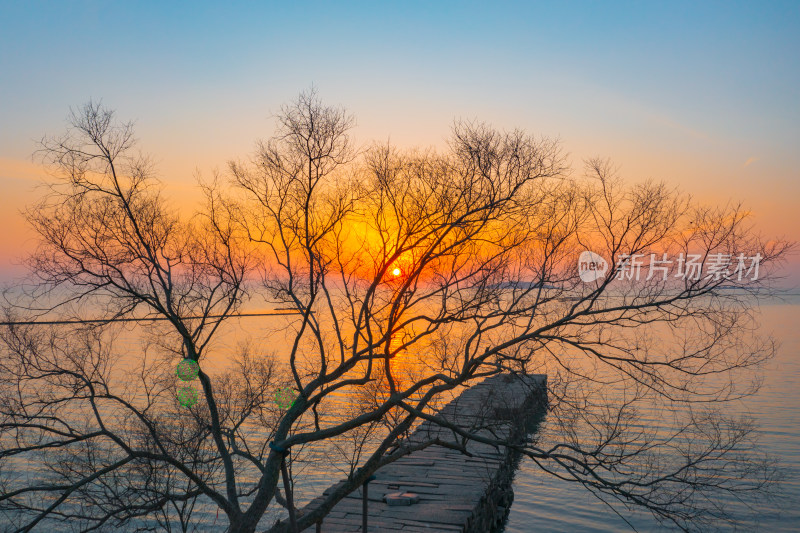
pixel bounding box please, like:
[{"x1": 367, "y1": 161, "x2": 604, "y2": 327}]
[{"x1": 298, "y1": 373, "x2": 547, "y2": 532}]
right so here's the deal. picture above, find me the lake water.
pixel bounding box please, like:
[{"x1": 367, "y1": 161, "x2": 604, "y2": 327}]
[
  {"x1": 502, "y1": 297, "x2": 800, "y2": 532},
  {"x1": 3, "y1": 296, "x2": 797, "y2": 531}
]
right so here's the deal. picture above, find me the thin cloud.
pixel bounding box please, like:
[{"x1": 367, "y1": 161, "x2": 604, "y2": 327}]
[
  {"x1": 0, "y1": 157, "x2": 46, "y2": 182},
  {"x1": 744, "y1": 157, "x2": 759, "y2": 167}
]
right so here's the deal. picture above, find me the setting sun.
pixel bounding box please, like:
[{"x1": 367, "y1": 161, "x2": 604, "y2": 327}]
[{"x1": 392, "y1": 267, "x2": 401, "y2": 277}]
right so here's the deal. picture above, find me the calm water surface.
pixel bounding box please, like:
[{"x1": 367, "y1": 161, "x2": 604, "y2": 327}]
[
  {"x1": 204, "y1": 297, "x2": 800, "y2": 531},
  {"x1": 5, "y1": 298, "x2": 797, "y2": 531},
  {"x1": 503, "y1": 299, "x2": 800, "y2": 532}
]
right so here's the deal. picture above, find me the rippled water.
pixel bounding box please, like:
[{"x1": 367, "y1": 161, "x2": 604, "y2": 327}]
[
  {"x1": 4, "y1": 297, "x2": 797, "y2": 531},
  {"x1": 502, "y1": 298, "x2": 800, "y2": 532}
]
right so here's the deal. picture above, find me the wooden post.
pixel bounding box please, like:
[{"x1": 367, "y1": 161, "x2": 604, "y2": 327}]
[{"x1": 362, "y1": 474, "x2": 376, "y2": 532}]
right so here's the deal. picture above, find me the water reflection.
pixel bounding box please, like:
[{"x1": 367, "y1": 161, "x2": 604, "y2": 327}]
[{"x1": 502, "y1": 300, "x2": 800, "y2": 532}]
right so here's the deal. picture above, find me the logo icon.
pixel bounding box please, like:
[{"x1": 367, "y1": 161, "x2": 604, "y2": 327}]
[{"x1": 578, "y1": 250, "x2": 608, "y2": 283}]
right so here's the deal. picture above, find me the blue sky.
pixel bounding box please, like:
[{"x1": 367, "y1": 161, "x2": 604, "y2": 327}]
[
  {"x1": 1, "y1": 0, "x2": 798, "y2": 282},
  {"x1": 2, "y1": 1, "x2": 797, "y2": 151}
]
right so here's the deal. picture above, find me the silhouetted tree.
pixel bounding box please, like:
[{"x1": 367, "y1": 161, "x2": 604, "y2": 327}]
[{"x1": 0, "y1": 93, "x2": 790, "y2": 532}]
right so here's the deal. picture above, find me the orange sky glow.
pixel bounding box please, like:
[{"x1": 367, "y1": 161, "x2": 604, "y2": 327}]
[{"x1": 1, "y1": 2, "x2": 797, "y2": 287}]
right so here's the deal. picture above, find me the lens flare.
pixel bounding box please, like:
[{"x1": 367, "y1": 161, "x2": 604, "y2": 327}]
[{"x1": 176, "y1": 385, "x2": 199, "y2": 408}]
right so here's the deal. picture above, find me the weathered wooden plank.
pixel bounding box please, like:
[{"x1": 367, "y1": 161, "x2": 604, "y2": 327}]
[{"x1": 297, "y1": 373, "x2": 547, "y2": 532}]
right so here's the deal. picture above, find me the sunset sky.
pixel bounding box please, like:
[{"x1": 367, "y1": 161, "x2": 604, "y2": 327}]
[{"x1": 1, "y1": 1, "x2": 798, "y2": 285}]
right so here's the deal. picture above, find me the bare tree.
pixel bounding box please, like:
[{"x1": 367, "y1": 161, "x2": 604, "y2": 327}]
[{"x1": 0, "y1": 92, "x2": 791, "y2": 532}]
